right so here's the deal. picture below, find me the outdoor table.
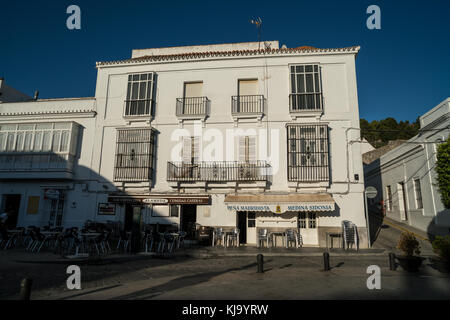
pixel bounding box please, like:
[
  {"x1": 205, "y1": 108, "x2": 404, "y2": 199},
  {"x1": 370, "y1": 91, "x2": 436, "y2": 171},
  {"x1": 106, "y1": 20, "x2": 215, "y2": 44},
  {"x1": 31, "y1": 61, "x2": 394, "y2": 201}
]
[
  {"x1": 269, "y1": 231, "x2": 287, "y2": 248},
  {"x1": 326, "y1": 232, "x2": 343, "y2": 250}
]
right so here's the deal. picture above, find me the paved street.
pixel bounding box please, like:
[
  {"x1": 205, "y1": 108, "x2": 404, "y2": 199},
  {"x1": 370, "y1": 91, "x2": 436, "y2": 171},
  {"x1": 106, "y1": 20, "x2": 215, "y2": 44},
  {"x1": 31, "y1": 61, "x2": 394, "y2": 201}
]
[{"x1": 0, "y1": 214, "x2": 448, "y2": 300}]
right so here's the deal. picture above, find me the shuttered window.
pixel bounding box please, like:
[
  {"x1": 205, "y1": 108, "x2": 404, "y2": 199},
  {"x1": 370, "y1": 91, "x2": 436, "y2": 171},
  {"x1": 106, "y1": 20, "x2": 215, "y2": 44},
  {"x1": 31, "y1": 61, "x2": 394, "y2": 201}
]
[
  {"x1": 287, "y1": 124, "x2": 329, "y2": 182},
  {"x1": 182, "y1": 136, "x2": 200, "y2": 164},
  {"x1": 238, "y1": 136, "x2": 256, "y2": 162},
  {"x1": 114, "y1": 128, "x2": 156, "y2": 182}
]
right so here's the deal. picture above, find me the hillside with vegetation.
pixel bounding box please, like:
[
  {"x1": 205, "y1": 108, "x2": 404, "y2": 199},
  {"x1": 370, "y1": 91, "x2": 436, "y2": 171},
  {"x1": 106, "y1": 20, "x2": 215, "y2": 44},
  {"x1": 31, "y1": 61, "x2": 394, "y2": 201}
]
[{"x1": 360, "y1": 117, "x2": 420, "y2": 148}]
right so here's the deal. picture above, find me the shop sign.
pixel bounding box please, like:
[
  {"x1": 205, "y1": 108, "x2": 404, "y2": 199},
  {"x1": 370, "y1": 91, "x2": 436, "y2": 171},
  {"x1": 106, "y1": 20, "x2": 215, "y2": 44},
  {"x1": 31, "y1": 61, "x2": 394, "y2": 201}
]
[{"x1": 98, "y1": 203, "x2": 115, "y2": 215}]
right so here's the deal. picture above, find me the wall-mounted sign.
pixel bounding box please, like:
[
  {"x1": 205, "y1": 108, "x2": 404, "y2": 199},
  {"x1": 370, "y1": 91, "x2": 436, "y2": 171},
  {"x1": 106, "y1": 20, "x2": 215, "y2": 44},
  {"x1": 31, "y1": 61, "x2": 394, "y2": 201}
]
[
  {"x1": 108, "y1": 196, "x2": 210, "y2": 205},
  {"x1": 44, "y1": 189, "x2": 60, "y2": 200},
  {"x1": 142, "y1": 198, "x2": 168, "y2": 204},
  {"x1": 168, "y1": 197, "x2": 210, "y2": 205},
  {"x1": 226, "y1": 202, "x2": 335, "y2": 213},
  {"x1": 98, "y1": 203, "x2": 115, "y2": 215}
]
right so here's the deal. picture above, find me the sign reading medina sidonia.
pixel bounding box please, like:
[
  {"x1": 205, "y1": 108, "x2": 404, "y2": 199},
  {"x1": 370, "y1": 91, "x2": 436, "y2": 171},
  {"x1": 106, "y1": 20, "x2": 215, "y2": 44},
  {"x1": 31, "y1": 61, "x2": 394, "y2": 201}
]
[{"x1": 226, "y1": 203, "x2": 334, "y2": 213}]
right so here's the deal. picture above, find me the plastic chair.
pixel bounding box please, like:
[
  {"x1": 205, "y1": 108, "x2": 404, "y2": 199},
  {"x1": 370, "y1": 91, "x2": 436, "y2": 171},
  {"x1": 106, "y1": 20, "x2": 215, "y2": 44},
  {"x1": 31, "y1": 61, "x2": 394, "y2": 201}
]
[
  {"x1": 227, "y1": 228, "x2": 240, "y2": 247},
  {"x1": 258, "y1": 229, "x2": 271, "y2": 248},
  {"x1": 212, "y1": 228, "x2": 224, "y2": 247},
  {"x1": 342, "y1": 220, "x2": 359, "y2": 251},
  {"x1": 286, "y1": 229, "x2": 302, "y2": 248}
]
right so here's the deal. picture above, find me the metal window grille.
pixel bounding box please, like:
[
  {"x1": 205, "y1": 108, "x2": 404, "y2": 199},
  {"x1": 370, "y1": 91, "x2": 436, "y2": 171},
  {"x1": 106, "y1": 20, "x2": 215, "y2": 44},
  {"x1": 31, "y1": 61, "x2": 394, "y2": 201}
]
[
  {"x1": 414, "y1": 179, "x2": 423, "y2": 209},
  {"x1": 289, "y1": 64, "x2": 322, "y2": 111},
  {"x1": 114, "y1": 128, "x2": 155, "y2": 182},
  {"x1": 124, "y1": 73, "x2": 156, "y2": 116},
  {"x1": 287, "y1": 124, "x2": 329, "y2": 182},
  {"x1": 386, "y1": 185, "x2": 393, "y2": 211}
]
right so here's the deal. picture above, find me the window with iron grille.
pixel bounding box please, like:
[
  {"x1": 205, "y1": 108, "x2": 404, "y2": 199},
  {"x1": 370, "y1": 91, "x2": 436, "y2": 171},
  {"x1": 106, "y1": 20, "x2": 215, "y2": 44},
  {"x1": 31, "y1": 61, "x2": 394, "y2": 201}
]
[
  {"x1": 414, "y1": 179, "x2": 423, "y2": 209},
  {"x1": 170, "y1": 205, "x2": 180, "y2": 217},
  {"x1": 287, "y1": 124, "x2": 329, "y2": 182},
  {"x1": 114, "y1": 128, "x2": 155, "y2": 182},
  {"x1": 298, "y1": 212, "x2": 317, "y2": 229},
  {"x1": 386, "y1": 185, "x2": 393, "y2": 211},
  {"x1": 124, "y1": 73, "x2": 156, "y2": 117},
  {"x1": 290, "y1": 64, "x2": 322, "y2": 111}
]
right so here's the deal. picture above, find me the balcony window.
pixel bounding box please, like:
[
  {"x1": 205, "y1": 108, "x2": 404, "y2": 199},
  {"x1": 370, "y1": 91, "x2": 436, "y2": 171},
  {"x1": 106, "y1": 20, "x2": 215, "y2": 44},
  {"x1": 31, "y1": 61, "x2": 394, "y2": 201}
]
[
  {"x1": 176, "y1": 82, "x2": 210, "y2": 119},
  {"x1": 287, "y1": 124, "x2": 329, "y2": 182},
  {"x1": 124, "y1": 73, "x2": 156, "y2": 117},
  {"x1": 0, "y1": 122, "x2": 78, "y2": 175},
  {"x1": 289, "y1": 64, "x2": 322, "y2": 111},
  {"x1": 114, "y1": 128, "x2": 156, "y2": 182}
]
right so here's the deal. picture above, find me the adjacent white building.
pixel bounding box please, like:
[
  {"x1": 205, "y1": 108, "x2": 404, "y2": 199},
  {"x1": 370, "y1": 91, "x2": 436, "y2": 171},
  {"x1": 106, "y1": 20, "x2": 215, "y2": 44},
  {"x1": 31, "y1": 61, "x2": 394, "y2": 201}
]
[
  {"x1": 0, "y1": 41, "x2": 369, "y2": 247},
  {"x1": 364, "y1": 98, "x2": 450, "y2": 236}
]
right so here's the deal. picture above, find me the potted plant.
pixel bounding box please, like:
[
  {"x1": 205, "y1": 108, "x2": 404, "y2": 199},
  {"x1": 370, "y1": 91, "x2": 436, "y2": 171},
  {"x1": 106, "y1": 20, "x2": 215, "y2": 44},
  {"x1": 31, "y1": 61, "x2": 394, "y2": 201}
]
[
  {"x1": 431, "y1": 236, "x2": 450, "y2": 273},
  {"x1": 396, "y1": 231, "x2": 424, "y2": 272}
]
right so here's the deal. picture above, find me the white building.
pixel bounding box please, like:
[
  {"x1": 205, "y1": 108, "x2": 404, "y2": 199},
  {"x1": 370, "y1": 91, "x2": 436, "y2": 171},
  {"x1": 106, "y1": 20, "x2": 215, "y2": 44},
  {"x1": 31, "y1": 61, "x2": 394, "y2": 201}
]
[
  {"x1": 0, "y1": 41, "x2": 368, "y2": 247},
  {"x1": 364, "y1": 98, "x2": 450, "y2": 237}
]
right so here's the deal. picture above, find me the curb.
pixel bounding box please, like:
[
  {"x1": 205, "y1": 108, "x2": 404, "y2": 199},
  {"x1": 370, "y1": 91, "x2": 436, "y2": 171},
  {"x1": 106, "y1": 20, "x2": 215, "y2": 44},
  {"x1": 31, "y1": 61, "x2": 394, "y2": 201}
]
[{"x1": 371, "y1": 214, "x2": 430, "y2": 242}]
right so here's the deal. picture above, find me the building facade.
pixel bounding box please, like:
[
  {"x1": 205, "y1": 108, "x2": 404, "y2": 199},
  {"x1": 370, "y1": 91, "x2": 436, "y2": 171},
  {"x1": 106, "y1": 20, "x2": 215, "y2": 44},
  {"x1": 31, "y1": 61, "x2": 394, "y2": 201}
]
[
  {"x1": 364, "y1": 98, "x2": 450, "y2": 237},
  {"x1": 0, "y1": 41, "x2": 368, "y2": 247}
]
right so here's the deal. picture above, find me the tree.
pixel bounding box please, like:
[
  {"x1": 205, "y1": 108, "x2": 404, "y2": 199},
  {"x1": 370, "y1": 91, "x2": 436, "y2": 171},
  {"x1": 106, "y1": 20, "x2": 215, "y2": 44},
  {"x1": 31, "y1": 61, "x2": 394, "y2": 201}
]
[
  {"x1": 360, "y1": 117, "x2": 420, "y2": 148},
  {"x1": 436, "y1": 136, "x2": 450, "y2": 209}
]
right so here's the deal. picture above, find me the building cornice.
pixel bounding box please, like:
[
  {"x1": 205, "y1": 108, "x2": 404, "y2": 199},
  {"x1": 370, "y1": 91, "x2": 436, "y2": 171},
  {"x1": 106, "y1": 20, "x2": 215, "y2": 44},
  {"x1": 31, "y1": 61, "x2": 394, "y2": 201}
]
[{"x1": 96, "y1": 46, "x2": 361, "y2": 68}]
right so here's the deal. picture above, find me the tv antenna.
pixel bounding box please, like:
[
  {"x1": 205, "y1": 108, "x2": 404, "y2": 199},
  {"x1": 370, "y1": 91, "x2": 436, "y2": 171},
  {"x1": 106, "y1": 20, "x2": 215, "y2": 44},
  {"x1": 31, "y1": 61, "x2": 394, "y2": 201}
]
[{"x1": 250, "y1": 17, "x2": 262, "y2": 49}]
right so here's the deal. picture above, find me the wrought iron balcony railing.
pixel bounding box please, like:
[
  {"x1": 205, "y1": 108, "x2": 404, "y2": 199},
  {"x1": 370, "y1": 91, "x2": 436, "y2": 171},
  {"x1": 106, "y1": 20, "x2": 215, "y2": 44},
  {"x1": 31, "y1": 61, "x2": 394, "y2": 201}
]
[
  {"x1": 176, "y1": 97, "x2": 209, "y2": 117},
  {"x1": 289, "y1": 93, "x2": 323, "y2": 112},
  {"x1": 231, "y1": 95, "x2": 265, "y2": 115},
  {"x1": 167, "y1": 161, "x2": 271, "y2": 182}
]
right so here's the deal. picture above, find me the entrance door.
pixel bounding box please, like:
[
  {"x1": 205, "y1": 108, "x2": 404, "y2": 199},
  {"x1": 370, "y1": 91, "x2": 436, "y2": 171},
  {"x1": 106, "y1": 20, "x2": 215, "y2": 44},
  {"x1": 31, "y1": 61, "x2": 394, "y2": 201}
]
[
  {"x1": 124, "y1": 204, "x2": 134, "y2": 231},
  {"x1": 181, "y1": 204, "x2": 197, "y2": 239},
  {"x1": 397, "y1": 182, "x2": 408, "y2": 221},
  {"x1": 2, "y1": 194, "x2": 21, "y2": 229},
  {"x1": 237, "y1": 211, "x2": 247, "y2": 244},
  {"x1": 298, "y1": 212, "x2": 318, "y2": 246}
]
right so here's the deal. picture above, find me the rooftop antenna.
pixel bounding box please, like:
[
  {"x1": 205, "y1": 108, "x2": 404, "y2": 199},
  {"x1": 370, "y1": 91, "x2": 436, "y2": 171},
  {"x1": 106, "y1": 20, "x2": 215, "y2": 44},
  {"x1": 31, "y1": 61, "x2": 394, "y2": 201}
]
[{"x1": 250, "y1": 17, "x2": 262, "y2": 49}]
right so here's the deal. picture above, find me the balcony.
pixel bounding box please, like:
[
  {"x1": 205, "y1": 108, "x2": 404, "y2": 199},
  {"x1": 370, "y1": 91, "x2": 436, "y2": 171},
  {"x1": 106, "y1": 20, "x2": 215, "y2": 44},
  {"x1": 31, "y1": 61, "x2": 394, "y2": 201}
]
[
  {"x1": 167, "y1": 161, "x2": 271, "y2": 182},
  {"x1": 176, "y1": 97, "x2": 209, "y2": 123},
  {"x1": 231, "y1": 95, "x2": 265, "y2": 125},
  {"x1": 289, "y1": 93, "x2": 323, "y2": 119},
  {"x1": 0, "y1": 152, "x2": 75, "y2": 179}
]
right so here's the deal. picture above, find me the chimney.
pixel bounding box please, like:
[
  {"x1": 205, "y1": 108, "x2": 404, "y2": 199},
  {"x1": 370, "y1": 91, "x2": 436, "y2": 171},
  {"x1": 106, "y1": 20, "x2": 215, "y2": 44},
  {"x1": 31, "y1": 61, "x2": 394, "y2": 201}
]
[{"x1": 33, "y1": 90, "x2": 39, "y2": 100}]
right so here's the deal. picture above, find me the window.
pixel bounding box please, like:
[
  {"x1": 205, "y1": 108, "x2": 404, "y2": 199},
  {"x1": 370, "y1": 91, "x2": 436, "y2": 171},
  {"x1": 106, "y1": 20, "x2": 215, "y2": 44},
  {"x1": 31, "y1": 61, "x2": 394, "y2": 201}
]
[
  {"x1": 386, "y1": 185, "x2": 393, "y2": 211},
  {"x1": 238, "y1": 79, "x2": 258, "y2": 96},
  {"x1": 0, "y1": 123, "x2": 73, "y2": 153},
  {"x1": 238, "y1": 136, "x2": 256, "y2": 162},
  {"x1": 114, "y1": 128, "x2": 156, "y2": 182},
  {"x1": 247, "y1": 212, "x2": 256, "y2": 228},
  {"x1": 298, "y1": 212, "x2": 317, "y2": 229},
  {"x1": 290, "y1": 64, "x2": 322, "y2": 111},
  {"x1": 170, "y1": 205, "x2": 180, "y2": 217},
  {"x1": 414, "y1": 179, "x2": 423, "y2": 209},
  {"x1": 287, "y1": 124, "x2": 329, "y2": 182},
  {"x1": 124, "y1": 73, "x2": 156, "y2": 117}
]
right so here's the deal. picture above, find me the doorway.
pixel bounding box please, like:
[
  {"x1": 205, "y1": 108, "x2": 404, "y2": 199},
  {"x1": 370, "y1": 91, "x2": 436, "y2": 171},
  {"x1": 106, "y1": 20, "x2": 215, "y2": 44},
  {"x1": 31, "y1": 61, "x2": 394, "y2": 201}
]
[
  {"x1": 181, "y1": 204, "x2": 197, "y2": 239},
  {"x1": 237, "y1": 211, "x2": 247, "y2": 244},
  {"x1": 1, "y1": 194, "x2": 21, "y2": 229}
]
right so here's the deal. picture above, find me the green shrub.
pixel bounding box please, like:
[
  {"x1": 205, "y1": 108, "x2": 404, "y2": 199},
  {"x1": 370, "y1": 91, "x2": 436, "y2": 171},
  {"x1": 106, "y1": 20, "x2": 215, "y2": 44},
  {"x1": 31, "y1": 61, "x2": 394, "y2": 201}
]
[
  {"x1": 397, "y1": 232, "x2": 421, "y2": 256},
  {"x1": 432, "y1": 235, "x2": 450, "y2": 261},
  {"x1": 435, "y1": 136, "x2": 450, "y2": 209}
]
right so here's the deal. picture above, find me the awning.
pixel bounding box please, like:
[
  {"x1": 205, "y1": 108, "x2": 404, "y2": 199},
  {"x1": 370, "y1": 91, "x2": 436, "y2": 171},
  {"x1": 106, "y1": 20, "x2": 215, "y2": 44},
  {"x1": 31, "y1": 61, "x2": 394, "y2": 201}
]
[{"x1": 224, "y1": 193, "x2": 335, "y2": 213}]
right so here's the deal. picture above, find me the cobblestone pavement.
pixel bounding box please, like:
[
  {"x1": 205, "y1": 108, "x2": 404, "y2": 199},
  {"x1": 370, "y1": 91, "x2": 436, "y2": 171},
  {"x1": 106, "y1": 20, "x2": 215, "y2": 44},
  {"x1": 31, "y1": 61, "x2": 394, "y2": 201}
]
[{"x1": 1, "y1": 249, "x2": 449, "y2": 300}]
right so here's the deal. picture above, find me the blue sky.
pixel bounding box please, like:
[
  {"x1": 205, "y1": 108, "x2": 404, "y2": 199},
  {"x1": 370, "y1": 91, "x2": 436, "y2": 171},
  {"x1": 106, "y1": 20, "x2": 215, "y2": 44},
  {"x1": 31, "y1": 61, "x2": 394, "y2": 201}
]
[{"x1": 1, "y1": 0, "x2": 449, "y2": 122}]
